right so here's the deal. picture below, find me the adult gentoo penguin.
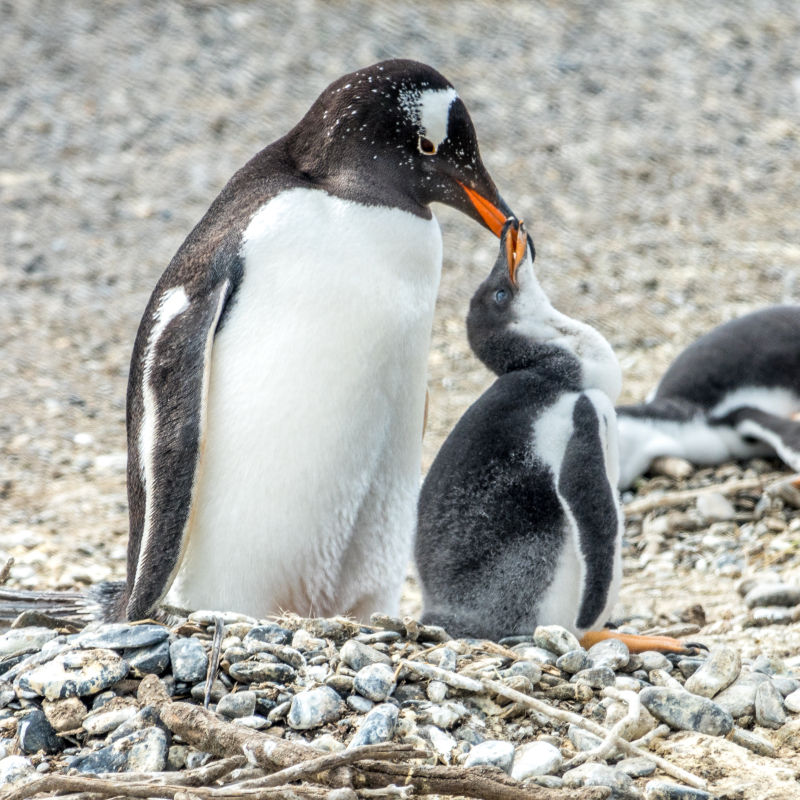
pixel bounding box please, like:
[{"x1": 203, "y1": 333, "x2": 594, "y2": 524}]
[
  {"x1": 415, "y1": 221, "x2": 686, "y2": 652},
  {"x1": 107, "y1": 59, "x2": 518, "y2": 624},
  {"x1": 617, "y1": 306, "x2": 800, "y2": 489}
]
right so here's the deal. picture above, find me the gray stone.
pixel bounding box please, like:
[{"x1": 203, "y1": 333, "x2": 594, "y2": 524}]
[
  {"x1": 339, "y1": 639, "x2": 392, "y2": 670},
  {"x1": 649, "y1": 669, "x2": 684, "y2": 690},
  {"x1": 393, "y1": 682, "x2": 427, "y2": 703},
  {"x1": 556, "y1": 649, "x2": 592, "y2": 674},
  {"x1": 744, "y1": 583, "x2": 800, "y2": 609},
  {"x1": 533, "y1": 625, "x2": 581, "y2": 656},
  {"x1": 82, "y1": 705, "x2": 138, "y2": 735},
  {"x1": 191, "y1": 680, "x2": 228, "y2": 704},
  {"x1": 677, "y1": 659, "x2": 704, "y2": 679},
  {"x1": 347, "y1": 694, "x2": 374, "y2": 713},
  {"x1": 570, "y1": 666, "x2": 616, "y2": 689},
  {"x1": 562, "y1": 763, "x2": 634, "y2": 795},
  {"x1": 169, "y1": 638, "x2": 208, "y2": 683},
  {"x1": 18, "y1": 649, "x2": 129, "y2": 700},
  {"x1": 639, "y1": 687, "x2": 733, "y2": 736},
  {"x1": 232, "y1": 715, "x2": 269, "y2": 729},
  {"x1": 243, "y1": 624, "x2": 292, "y2": 646},
  {"x1": 754, "y1": 680, "x2": 786, "y2": 729},
  {"x1": 587, "y1": 638, "x2": 630, "y2": 670},
  {"x1": 684, "y1": 646, "x2": 741, "y2": 698},
  {"x1": 267, "y1": 700, "x2": 291, "y2": 724},
  {"x1": 0, "y1": 682, "x2": 13, "y2": 709},
  {"x1": 42, "y1": 697, "x2": 88, "y2": 732},
  {"x1": 784, "y1": 688, "x2": 800, "y2": 713},
  {"x1": 228, "y1": 660, "x2": 296, "y2": 683},
  {"x1": 500, "y1": 660, "x2": 542, "y2": 684},
  {"x1": 426, "y1": 680, "x2": 447, "y2": 703},
  {"x1": 639, "y1": 651, "x2": 673, "y2": 672},
  {"x1": 0, "y1": 628, "x2": 57, "y2": 658},
  {"x1": 617, "y1": 756, "x2": 657, "y2": 777},
  {"x1": 417, "y1": 701, "x2": 469, "y2": 730},
  {"x1": 107, "y1": 706, "x2": 164, "y2": 743},
  {"x1": 510, "y1": 740, "x2": 563, "y2": 780},
  {"x1": 18, "y1": 709, "x2": 62, "y2": 754},
  {"x1": 729, "y1": 726, "x2": 776, "y2": 756},
  {"x1": 217, "y1": 691, "x2": 256, "y2": 719},
  {"x1": 696, "y1": 491, "x2": 736, "y2": 521},
  {"x1": 464, "y1": 739, "x2": 515, "y2": 773},
  {"x1": 771, "y1": 677, "x2": 800, "y2": 696},
  {"x1": 436, "y1": 648, "x2": 458, "y2": 671},
  {"x1": 125, "y1": 639, "x2": 171, "y2": 677},
  {"x1": 568, "y1": 723, "x2": 603, "y2": 751},
  {"x1": 425, "y1": 725, "x2": 458, "y2": 763},
  {"x1": 125, "y1": 727, "x2": 169, "y2": 772},
  {"x1": 714, "y1": 671, "x2": 770, "y2": 718},
  {"x1": 167, "y1": 744, "x2": 189, "y2": 770},
  {"x1": 349, "y1": 703, "x2": 399, "y2": 748},
  {"x1": 287, "y1": 686, "x2": 344, "y2": 730},
  {"x1": 751, "y1": 606, "x2": 794, "y2": 625},
  {"x1": 511, "y1": 645, "x2": 558, "y2": 665},
  {"x1": 353, "y1": 662, "x2": 396, "y2": 702},
  {"x1": 644, "y1": 780, "x2": 712, "y2": 799},
  {"x1": 0, "y1": 755, "x2": 34, "y2": 786},
  {"x1": 76, "y1": 624, "x2": 169, "y2": 650}
]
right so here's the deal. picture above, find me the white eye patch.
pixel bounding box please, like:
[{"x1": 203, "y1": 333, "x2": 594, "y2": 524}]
[{"x1": 399, "y1": 86, "x2": 458, "y2": 148}]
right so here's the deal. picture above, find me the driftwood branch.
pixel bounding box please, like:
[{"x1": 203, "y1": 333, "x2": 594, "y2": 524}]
[{"x1": 624, "y1": 476, "x2": 768, "y2": 516}]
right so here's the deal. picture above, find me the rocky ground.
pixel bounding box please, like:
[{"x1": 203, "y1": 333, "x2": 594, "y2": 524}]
[{"x1": 2, "y1": 1, "x2": 800, "y2": 798}]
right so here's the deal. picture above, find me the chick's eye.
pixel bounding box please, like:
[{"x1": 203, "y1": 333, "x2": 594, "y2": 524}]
[
  {"x1": 418, "y1": 136, "x2": 437, "y2": 155},
  {"x1": 494, "y1": 289, "x2": 507, "y2": 304}
]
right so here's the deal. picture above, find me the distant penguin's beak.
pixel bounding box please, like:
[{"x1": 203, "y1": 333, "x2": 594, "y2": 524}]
[
  {"x1": 505, "y1": 220, "x2": 527, "y2": 286},
  {"x1": 457, "y1": 181, "x2": 514, "y2": 237}
]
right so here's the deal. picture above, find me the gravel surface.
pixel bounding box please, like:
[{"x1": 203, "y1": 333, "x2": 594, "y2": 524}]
[{"x1": 2, "y1": 2, "x2": 800, "y2": 796}]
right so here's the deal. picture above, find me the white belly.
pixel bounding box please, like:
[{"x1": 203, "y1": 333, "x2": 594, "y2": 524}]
[{"x1": 166, "y1": 189, "x2": 442, "y2": 619}]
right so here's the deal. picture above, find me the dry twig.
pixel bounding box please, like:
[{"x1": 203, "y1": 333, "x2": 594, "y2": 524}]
[{"x1": 623, "y1": 476, "x2": 770, "y2": 516}]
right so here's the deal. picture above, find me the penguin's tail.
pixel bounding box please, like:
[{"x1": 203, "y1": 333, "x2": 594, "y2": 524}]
[{"x1": 0, "y1": 580, "x2": 125, "y2": 629}]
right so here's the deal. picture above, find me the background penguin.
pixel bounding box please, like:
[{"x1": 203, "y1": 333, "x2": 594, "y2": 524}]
[
  {"x1": 0, "y1": 60, "x2": 515, "y2": 626},
  {"x1": 617, "y1": 306, "x2": 800, "y2": 489},
  {"x1": 415, "y1": 221, "x2": 687, "y2": 652}
]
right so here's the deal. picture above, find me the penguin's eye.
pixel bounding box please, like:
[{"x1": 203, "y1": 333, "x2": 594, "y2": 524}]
[
  {"x1": 417, "y1": 136, "x2": 437, "y2": 155},
  {"x1": 494, "y1": 289, "x2": 508, "y2": 305}
]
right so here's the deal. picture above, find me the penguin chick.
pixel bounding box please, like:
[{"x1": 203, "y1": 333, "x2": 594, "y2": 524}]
[
  {"x1": 415, "y1": 221, "x2": 624, "y2": 641},
  {"x1": 617, "y1": 306, "x2": 800, "y2": 489}
]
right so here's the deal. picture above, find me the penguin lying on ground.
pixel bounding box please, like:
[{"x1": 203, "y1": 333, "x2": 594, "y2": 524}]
[
  {"x1": 0, "y1": 60, "x2": 516, "y2": 626},
  {"x1": 617, "y1": 306, "x2": 800, "y2": 489},
  {"x1": 415, "y1": 221, "x2": 687, "y2": 652}
]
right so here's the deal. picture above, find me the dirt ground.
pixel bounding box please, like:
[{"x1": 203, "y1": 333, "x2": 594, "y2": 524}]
[{"x1": 2, "y1": 2, "x2": 800, "y2": 796}]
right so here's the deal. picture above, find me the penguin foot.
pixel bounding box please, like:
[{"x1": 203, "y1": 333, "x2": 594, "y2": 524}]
[{"x1": 579, "y1": 628, "x2": 696, "y2": 654}]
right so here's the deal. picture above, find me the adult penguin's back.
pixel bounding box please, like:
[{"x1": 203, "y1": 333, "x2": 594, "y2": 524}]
[{"x1": 116, "y1": 60, "x2": 515, "y2": 623}]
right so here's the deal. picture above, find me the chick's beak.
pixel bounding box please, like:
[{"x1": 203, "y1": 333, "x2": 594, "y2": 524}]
[
  {"x1": 457, "y1": 181, "x2": 514, "y2": 237},
  {"x1": 504, "y1": 220, "x2": 527, "y2": 286}
]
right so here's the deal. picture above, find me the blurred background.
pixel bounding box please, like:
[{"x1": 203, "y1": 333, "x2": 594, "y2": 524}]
[{"x1": 2, "y1": 1, "x2": 799, "y2": 591}]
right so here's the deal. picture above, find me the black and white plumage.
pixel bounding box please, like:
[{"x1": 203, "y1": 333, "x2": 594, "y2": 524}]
[
  {"x1": 101, "y1": 60, "x2": 515, "y2": 623},
  {"x1": 415, "y1": 221, "x2": 623, "y2": 641},
  {"x1": 617, "y1": 306, "x2": 800, "y2": 489}
]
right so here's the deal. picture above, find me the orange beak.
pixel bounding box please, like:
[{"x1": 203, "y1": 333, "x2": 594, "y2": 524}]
[
  {"x1": 457, "y1": 180, "x2": 510, "y2": 238},
  {"x1": 505, "y1": 220, "x2": 527, "y2": 286}
]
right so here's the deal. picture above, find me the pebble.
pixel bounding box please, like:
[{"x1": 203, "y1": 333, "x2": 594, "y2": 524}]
[
  {"x1": 228, "y1": 661, "x2": 296, "y2": 683},
  {"x1": 696, "y1": 491, "x2": 736, "y2": 521},
  {"x1": 353, "y1": 663, "x2": 396, "y2": 702},
  {"x1": 0, "y1": 628, "x2": 57, "y2": 658},
  {"x1": 587, "y1": 638, "x2": 630, "y2": 670},
  {"x1": 125, "y1": 640, "x2": 171, "y2": 677},
  {"x1": 287, "y1": 686, "x2": 344, "y2": 730},
  {"x1": 751, "y1": 607, "x2": 795, "y2": 626},
  {"x1": 426, "y1": 680, "x2": 447, "y2": 703},
  {"x1": 82, "y1": 706, "x2": 138, "y2": 735},
  {"x1": 683, "y1": 646, "x2": 741, "y2": 698},
  {"x1": 743, "y1": 583, "x2": 800, "y2": 609},
  {"x1": 562, "y1": 763, "x2": 634, "y2": 795},
  {"x1": 714, "y1": 671, "x2": 770, "y2": 718},
  {"x1": 425, "y1": 725, "x2": 457, "y2": 763},
  {"x1": 639, "y1": 687, "x2": 733, "y2": 736},
  {"x1": 17, "y1": 709, "x2": 62, "y2": 754},
  {"x1": 348, "y1": 703, "x2": 398, "y2": 748},
  {"x1": 617, "y1": 756, "x2": 657, "y2": 777},
  {"x1": 510, "y1": 740, "x2": 563, "y2": 780},
  {"x1": 639, "y1": 651, "x2": 673, "y2": 672},
  {"x1": 417, "y1": 701, "x2": 469, "y2": 730},
  {"x1": 0, "y1": 682, "x2": 13, "y2": 709},
  {"x1": 217, "y1": 691, "x2": 256, "y2": 719},
  {"x1": 169, "y1": 638, "x2": 208, "y2": 683},
  {"x1": 346, "y1": 695, "x2": 374, "y2": 713},
  {"x1": 568, "y1": 723, "x2": 603, "y2": 752},
  {"x1": 125, "y1": 727, "x2": 169, "y2": 772},
  {"x1": 556, "y1": 649, "x2": 593, "y2": 674},
  {"x1": 0, "y1": 755, "x2": 34, "y2": 786},
  {"x1": 501, "y1": 660, "x2": 542, "y2": 684},
  {"x1": 243, "y1": 624, "x2": 292, "y2": 646},
  {"x1": 728, "y1": 726, "x2": 776, "y2": 756},
  {"x1": 644, "y1": 780, "x2": 712, "y2": 800},
  {"x1": 108, "y1": 706, "x2": 163, "y2": 742},
  {"x1": 771, "y1": 677, "x2": 799, "y2": 696},
  {"x1": 76, "y1": 624, "x2": 169, "y2": 650},
  {"x1": 339, "y1": 639, "x2": 391, "y2": 670},
  {"x1": 533, "y1": 625, "x2": 581, "y2": 656},
  {"x1": 42, "y1": 697, "x2": 88, "y2": 732},
  {"x1": 18, "y1": 648, "x2": 129, "y2": 700},
  {"x1": 754, "y1": 680, "x2": 787, "y2": 729},
  {"x1": 233, "y1": 715, "x2": 269, "y2": 729},
  {"x1": 571, "y1": 666, "x2": 616, "y2": 689},
  {"x1": 463, "y1": 739, "x2": 515, "y2": 773},
  {"x1": 784, "y1": 688, "x2": 800, "y2": 713}
]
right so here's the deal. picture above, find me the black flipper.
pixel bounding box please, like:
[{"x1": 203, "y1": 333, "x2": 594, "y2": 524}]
[{"x1": 714, "y1": 406, "x2": 800, "y2": 471}]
